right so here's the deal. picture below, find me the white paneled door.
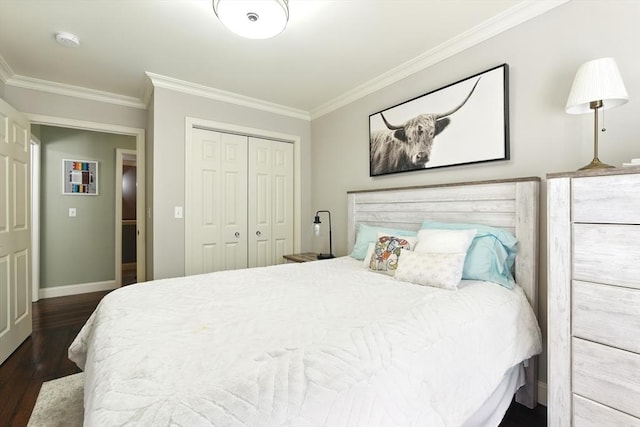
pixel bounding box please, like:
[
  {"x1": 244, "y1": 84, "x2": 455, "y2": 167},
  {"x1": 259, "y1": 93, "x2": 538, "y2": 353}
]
[
  {"x1": 187, "y1": 129, "x2": 248, "y2": 274},
  {"x1": 0, "y1": 98, "x2": 31, "y2": 365},
  {"x1": 248, "y1": 137, "x2": 293, "y2": 267},
  {"x1": 186, "y1": 128, "x2": 293, "y2": 275}
]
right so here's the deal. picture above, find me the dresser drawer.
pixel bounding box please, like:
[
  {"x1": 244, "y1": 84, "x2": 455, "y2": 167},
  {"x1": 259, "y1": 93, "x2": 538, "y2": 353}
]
[
  {"x1": 572, "y1": 338, "x2": 640, "y2": 418},
  {"x1": 573, "y1": 173, "x2": 640, "y2": 224},
  {"x1": 573, "y1": 281, "x2": 640, "y2": 353},
  {"x1": 573, "y1": 223, "x2": 640, "y2": 290},
  {"x1": 573, "y1": 394, "x2": 640, "y2": 427}
]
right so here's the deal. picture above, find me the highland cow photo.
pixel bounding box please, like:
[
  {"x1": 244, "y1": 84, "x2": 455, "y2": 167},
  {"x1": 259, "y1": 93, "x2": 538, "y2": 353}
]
[{"x1": 369, "y1": 64, "x2": 509, "y2": 176}]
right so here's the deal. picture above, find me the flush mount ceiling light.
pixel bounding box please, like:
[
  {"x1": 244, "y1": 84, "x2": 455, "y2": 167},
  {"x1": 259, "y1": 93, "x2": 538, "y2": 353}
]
[
  {"x1": 213, "y1": 0, "x2": 289, "y2": 39},
  {"x1": 55, "y1": 31, "x2": 80, "y2": 48}
]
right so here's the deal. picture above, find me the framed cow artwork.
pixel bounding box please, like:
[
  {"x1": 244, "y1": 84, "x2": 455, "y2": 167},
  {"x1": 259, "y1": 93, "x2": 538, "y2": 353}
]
[{"x1": 369, "y1": 63, "x2": 509, "y2": 176}]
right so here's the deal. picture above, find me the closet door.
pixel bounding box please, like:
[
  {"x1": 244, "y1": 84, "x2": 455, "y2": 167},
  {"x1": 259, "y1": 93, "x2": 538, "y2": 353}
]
[
  {"x1": 187, "y1": 129, "x2": 247, "y2": 274},
  {"x1": 247, "y1": 138, "x2": 293, "y2": 267}
]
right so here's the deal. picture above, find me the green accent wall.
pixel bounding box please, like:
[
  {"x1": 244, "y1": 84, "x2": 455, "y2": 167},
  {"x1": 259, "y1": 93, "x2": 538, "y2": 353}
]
[{"x1": 40, "y1": 126, "x2": 135, "y2": 288}]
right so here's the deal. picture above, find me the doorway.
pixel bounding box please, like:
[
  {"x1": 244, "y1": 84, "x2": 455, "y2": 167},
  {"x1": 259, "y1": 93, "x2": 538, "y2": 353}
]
[
  {"x1": 115, "y1": 149, "x2": 137, "y2": 286},
  {"x1": 28, "y1": 114, "x2": 146, "y2": 297}
]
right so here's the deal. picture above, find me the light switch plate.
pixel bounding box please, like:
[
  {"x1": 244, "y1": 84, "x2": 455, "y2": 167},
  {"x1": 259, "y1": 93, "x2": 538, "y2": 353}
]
[
  {"x1": 174, "y1": 206, "x2": 183, "y2": 219},
  {"x1": 69, "y1": 208, "x2": 76, "y2": 217}
]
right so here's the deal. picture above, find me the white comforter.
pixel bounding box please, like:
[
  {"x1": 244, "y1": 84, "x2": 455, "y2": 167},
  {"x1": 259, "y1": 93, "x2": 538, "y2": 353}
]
[{"x1": 69, "y1": 257, "x2": 541, "y2": 426}]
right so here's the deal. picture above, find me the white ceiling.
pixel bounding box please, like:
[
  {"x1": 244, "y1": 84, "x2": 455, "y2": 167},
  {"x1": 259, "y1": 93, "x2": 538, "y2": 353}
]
[{"x1": 0, "y1": 0, "x2": 566, "y2": 118}]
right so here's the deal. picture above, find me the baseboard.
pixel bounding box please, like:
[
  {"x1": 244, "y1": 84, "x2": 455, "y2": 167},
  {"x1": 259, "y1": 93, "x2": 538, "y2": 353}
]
[
  {"x1": 39, "y1": 280, "x2": 118, "y2": 299},
  {"x1": 122, "y1": 262, "x2": 136, "y2": 271},
  {"x1": 537, "y1": 380, "x2": 547, "y2": 406}
]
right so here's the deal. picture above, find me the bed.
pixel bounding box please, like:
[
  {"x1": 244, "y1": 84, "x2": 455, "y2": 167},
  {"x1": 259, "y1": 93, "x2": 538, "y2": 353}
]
[{"x1": 69, "y1": 177, "x2": 542, "y2": 426}]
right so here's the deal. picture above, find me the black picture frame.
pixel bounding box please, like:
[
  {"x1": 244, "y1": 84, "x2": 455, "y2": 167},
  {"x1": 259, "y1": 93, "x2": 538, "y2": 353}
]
[{"x1": 369, "y1": 63, "x2": 509, "y2": 177}]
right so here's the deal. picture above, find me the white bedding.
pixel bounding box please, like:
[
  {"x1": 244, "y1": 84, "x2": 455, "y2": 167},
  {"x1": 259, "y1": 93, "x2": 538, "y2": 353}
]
[{"x1": 69, "y1": 257, "x2": 542, "y2": 426}]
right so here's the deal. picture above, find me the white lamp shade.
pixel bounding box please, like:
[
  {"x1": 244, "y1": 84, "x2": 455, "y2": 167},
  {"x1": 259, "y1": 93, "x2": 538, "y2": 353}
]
[
  {"x1": 566, "y1": 57, "x2": 629, "y2": 114},
  {"x1": 213, "y1": 0, "x2": 288, "y2": 39}
]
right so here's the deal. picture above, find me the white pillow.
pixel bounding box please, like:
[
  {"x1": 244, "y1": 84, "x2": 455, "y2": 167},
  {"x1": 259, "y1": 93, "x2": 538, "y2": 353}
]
[
  {"x1": 414, "y1": 228, "x2": 476, "y2": 254},
  {"x1": 394, "y1": 249, "x2": 467, "y2": 290}
]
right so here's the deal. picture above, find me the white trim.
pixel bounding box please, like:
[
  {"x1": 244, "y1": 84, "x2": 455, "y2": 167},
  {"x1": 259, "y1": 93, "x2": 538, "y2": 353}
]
[
  {"x1": 30, "y1": 136, "x2": 41, "y2": 302},
  {"x1": 4, "y1": 74, "x2": 146, "y2": 109},
  {"x1": 26, "y1": 114, "x2": 143, "y2": 137},
  {"x1": 0, "y1": 54, "x2": 13, "y2": 82},
  {"x1": 147, "y1": 72, "x2": 311, "y2": 121},
  {"x1": 27, "y1": 114, "x2": 146, "y2": 283},
  {"x1": 185, "y1": 117, "x2": 302, "y2": 255},
  {"x1": 39, "y1": 280, "x2": 118, "y2": 299},
  {"x1": 538, "y1": 380, "x2": 548, "y2": 406},
  {"x1": 309, "y1": 0, "x2": 569, "y2": 119},
  {"x1": 142, "y1": 78, "x2": 154, "y2": 107}
]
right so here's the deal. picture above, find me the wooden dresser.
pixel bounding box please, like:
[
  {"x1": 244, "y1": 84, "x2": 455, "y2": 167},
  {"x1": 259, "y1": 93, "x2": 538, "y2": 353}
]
[{"x1": 547, "y1": 167, "x2": 640, "y2": 427}]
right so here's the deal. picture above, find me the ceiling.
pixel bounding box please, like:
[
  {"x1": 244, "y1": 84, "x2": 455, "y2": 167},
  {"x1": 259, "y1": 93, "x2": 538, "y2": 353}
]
[{"x1": 0, "y1": 0, "x2": 565, "y2": 118}]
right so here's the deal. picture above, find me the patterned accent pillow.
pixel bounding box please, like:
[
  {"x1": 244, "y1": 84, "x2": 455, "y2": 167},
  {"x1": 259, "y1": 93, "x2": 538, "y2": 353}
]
[
  {"x1": 394, "y1": 249, "x2": 467, "y2": 290},
  {"x1": 369, "y1": 236, "x2": 413, "y2": 274}
]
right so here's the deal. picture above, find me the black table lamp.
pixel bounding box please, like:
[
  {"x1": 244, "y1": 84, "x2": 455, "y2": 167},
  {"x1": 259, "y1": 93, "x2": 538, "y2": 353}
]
[{"x1": 313, "y1": 210, "x2": 335, "y2": 259}]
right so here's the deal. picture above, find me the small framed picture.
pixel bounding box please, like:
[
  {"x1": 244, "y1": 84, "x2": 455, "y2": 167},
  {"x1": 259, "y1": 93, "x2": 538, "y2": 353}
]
[{"x1": 63, "y1": 159, "x2": 98, "y2": 195}]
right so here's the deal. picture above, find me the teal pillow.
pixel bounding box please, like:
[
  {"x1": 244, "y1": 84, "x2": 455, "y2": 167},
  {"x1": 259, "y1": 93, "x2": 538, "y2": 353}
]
[
  {"x1": 350, "y1": 224, "x2": 417, "y2": 260},
  {"x1": 420, "y1": 221, "x2": 518, "y2": 289}
]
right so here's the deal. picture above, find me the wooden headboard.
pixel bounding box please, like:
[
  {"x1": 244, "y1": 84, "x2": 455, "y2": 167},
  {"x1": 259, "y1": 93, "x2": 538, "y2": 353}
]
[{"x1": 346, "y1": 176, "x2": 541, "y2": 408}]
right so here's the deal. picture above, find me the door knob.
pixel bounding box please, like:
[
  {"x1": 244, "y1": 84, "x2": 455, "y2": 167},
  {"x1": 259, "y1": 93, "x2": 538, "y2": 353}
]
[
  {"x1": 256, "y1": 231, "x2": 261, "y2": 237},
  {"x1": 235, "y1": 232, "x2": 240, "y2": 238}
]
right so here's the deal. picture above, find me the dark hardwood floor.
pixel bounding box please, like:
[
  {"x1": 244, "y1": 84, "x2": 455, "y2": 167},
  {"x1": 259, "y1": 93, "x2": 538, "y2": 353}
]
[
  {"x1": 0, "y1": 291, "x2": 109, "y2": 427},
  {"x1": 0, "y1": 290, "x2": 546, "y2": 426}
]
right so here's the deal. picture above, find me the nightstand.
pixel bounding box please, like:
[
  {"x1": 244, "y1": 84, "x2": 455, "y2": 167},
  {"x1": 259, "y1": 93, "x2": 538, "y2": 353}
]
[{"x1": 283, "y1": 252, "x2": 318, "y2": 263}]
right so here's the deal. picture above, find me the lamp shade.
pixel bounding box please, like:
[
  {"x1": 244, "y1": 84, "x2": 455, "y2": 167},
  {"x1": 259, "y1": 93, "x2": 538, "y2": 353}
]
[
  {"x1": 213, "y1": 0, "x2": 289, "y2": 39},
  {"x1": 566, "y1": 57, "x2": 629, "y2": 114}
]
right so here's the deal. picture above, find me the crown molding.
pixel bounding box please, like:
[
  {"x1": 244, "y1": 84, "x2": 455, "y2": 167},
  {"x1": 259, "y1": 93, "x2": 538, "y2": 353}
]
[
  {"x1": 145, "y1": 72, "x2": 311, "y2": 121},
  {"x1": 0, "y1": 54, "x2": 13, "y2": 83},
  {"x1": 142, "y1": 77, "x2": 155, "y2": 107},
  {"x1": 309, "y1": 0, "x2": 569, "y2": 119},
  {"x1": 4, "y1": 74, "x2": 146, "y2": 109},
  {"x1": 2, "y1": 0, "x2": 566, "y2": 120}
]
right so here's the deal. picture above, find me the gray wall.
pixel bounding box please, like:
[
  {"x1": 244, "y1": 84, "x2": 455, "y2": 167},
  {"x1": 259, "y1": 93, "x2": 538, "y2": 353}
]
[
  {"x1": 309, "y1": 0, "x2": 640, "y2": 393},
  {"x1": 2, "y1": 85, "x2": 150, "y2": 275},
  {"x1": 40, "y1": 126, "x2": 136, "y2": 287},
  {"x1": 3, "y1": 86, "x2": 146, "y2": 130},
  {"x1": 151, "y1": 87, "x2": 312, "y2": 279}
]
